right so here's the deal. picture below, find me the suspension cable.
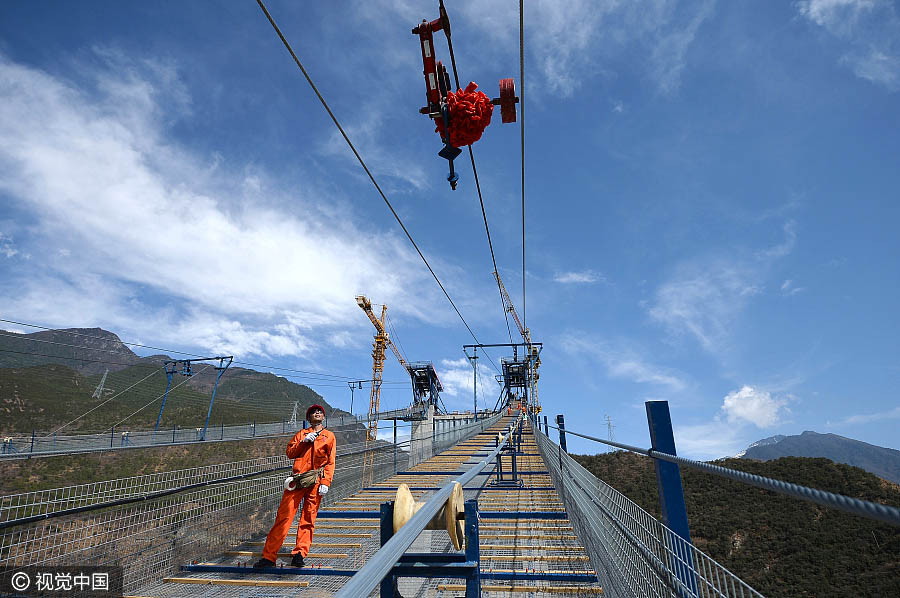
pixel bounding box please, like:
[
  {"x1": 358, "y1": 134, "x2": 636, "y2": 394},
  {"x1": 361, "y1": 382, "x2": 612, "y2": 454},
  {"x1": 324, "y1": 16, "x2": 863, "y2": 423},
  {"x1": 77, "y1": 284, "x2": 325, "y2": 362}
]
[
  {"x1": 519, "y1": 0, "x2": 526, "y2": 330},
  {"x1": 441, "y1": 2, "x2": 514, "y2": 344},
  {"x1": 44, "y1": 368, "x2": 160, "y2": 437},
  {"x1": 255, "y1": 0, "x2": 500, "y2": 376}
]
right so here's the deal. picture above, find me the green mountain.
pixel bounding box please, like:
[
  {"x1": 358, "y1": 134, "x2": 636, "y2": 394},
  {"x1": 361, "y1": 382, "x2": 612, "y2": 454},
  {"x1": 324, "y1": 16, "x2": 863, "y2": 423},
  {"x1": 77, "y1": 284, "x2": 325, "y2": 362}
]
[
  {"x1": 740, "y1": 431, "x2": 900, "y2": 485},
  {"x1": 0, "y1": 328, "x2": 343, "y2": 434},
  {"x1": 574, "y1": 451, "x2": 900, "y2": 598}
]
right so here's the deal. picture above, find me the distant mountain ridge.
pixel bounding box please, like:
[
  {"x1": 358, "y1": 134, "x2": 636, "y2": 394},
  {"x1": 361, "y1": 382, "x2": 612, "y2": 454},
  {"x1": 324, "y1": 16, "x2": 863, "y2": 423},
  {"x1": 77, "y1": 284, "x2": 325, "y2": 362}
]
[
  {"x1": 0, "y1": 327, "x2": 141, "y2": 375},
  {"x1": 738, "y1": 430, "x2": 900, "y2": 485},
  {"x1": 0, "y1": 327, "x2": 349, "y2": 433},
  {"x1": 733, "y1": 434, "x2": 785, "y2": 458}
]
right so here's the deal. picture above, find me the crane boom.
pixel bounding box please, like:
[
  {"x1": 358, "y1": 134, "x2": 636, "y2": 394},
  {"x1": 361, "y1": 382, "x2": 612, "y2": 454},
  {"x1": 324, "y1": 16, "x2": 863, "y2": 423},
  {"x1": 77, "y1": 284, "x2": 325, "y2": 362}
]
[
  {"x1": 356, "y1": 296, "x2": 409, "y2": 369},
  {"x1": 494, "y1": 271, "x2": 527, "y2": 341},
  {"x1": 493, "y1": 271, "x2": 541, "y2": 413}
]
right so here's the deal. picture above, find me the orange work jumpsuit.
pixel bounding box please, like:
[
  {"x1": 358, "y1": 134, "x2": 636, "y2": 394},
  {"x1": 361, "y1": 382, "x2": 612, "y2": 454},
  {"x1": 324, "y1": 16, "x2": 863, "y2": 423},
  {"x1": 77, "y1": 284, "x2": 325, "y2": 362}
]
[{"x1": 261, "y1": 426, "x2": 336, "y2": 561}]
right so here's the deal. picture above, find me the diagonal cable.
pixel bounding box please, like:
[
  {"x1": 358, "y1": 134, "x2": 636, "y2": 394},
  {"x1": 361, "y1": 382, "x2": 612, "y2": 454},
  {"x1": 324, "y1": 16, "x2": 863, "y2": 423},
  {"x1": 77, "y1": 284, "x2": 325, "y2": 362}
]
[{"x1": 256, "y1": 0, "x2": 500, "y2": 374}]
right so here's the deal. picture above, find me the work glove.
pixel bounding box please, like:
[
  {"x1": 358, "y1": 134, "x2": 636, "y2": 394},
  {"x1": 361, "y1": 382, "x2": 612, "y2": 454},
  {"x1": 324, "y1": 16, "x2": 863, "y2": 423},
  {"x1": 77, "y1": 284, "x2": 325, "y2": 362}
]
[
  {"x1": 303, "y1": 432, "x2": 318, "y2": 442},
  {"x1": 318, "y1": 485, "x2": 329, "y2": 495}
]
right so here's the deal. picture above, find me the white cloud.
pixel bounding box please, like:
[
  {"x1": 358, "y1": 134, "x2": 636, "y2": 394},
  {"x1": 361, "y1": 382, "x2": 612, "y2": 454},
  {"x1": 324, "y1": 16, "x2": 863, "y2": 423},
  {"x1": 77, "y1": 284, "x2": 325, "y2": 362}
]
[
  {"x1": 721, "y1": 385, "x2": 787, "y2": 428},
  {"x1": 798, "y1": 0, "x2": 876, "y2": 31},
  {"x1": 649, "y1": 261, "x2": 758, "y2": 351},
  {"x1": 674, "y1": 385, "x2": 790, "y2": 459},
  {"x1": 0, "y1": 52, "x2": 458, "y2": 358},
  {"x1": 560, "y1": 334, "x2": 687, "y2": 391},
  {"x1": 0, "y1": 233, "x2": 18, "y2": 258},
  {"x1": 756, "y1": 220, "x2": 797, "y2": 259},
  {"x1": 648, "y1": 0, "x2": 717, "y2": 94},
  {"x1": 797, "y1": 0, "x2": 900, "y2": 91},
  {"x1": 554, "y1": 270, "x2": 606, "y2": 284},
  {"x1": 438, "y1": 357, "x2": 500, "y2": 407},
  {"x1": 675, "y1": 420, "x2": 744, "y2": 460},
  {"x1": 780, "y1": 279, "x2": 806, "y2": 296},
  {"x1": 827, "y1": 405, "x2": 900, "y2": 426},
  {"x1": 649, "y1": 221, "x2": 796, "y2": 352}
]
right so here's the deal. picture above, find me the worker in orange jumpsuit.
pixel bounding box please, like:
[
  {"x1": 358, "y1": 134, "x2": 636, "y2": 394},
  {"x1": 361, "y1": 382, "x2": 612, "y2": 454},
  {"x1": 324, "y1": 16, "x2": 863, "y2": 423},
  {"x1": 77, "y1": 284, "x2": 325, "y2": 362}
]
[{"x1": 253, "y1": 404, "x2": 336, "y2": 569}]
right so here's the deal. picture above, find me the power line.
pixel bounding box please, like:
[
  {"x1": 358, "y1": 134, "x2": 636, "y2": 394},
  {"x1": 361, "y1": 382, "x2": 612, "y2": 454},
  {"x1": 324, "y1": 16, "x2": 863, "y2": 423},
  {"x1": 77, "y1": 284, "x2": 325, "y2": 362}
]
[{"x1": 254, "y1": 0, "x2": 500, "y2": 375}]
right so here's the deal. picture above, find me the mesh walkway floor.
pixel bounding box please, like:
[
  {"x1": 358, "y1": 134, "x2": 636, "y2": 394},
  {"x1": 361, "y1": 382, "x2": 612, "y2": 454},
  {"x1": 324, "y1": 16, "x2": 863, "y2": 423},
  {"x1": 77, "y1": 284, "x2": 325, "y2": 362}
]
[{"x1": 130, "y1": 416, "x2": 603, "y2": 597}]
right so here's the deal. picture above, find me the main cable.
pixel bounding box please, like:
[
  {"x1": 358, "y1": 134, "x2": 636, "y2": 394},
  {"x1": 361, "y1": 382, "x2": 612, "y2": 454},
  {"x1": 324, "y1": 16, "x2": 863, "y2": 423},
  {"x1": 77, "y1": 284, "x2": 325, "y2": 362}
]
[
  {"x1": 255, "y1": 0, "x2": 499, "y2": 375},
  {"x1": 519, "y1": 0, "x2": 526, "y2": 330},
  {"x1": 441, "y1": 3, "x2": 514, "y2": 345}
]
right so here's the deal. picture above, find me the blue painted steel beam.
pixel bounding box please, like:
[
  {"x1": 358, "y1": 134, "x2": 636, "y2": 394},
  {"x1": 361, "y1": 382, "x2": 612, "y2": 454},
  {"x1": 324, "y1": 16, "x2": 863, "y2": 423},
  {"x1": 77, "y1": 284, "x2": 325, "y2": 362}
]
[
  {"x1": 394, "y1": 470, "x2": 548, "y2": 475},
  {"x1": 318, "y1": 510, "x2": 380, "y2": 518},
  {"x1": 182, "y1": 564, "x2": 356, "y2": 576},
  {"x1": 646, "y1": 400, "x2": 698, "y2": 596},
  {"x1": 482, "y1": 571, "x2": 599, "y2": 582},
  {"x1": 398, "y1": 553, "x2": 467, "y2": 563},
  {"x1": 362, "y1": 486, "x2": 556, "y2": 491},
  {"x1": 318, "y1": 510, "x2": 567, "y2": 520},
  {"x1": 478, "y1": 511, "x2": 568, "y2": 519},
  {"x1": 645, "y1": 401, "x2": 691, "y2": 543},
  {"x1": 182, "y1": 564, "x2": 599, "y2": 583}
]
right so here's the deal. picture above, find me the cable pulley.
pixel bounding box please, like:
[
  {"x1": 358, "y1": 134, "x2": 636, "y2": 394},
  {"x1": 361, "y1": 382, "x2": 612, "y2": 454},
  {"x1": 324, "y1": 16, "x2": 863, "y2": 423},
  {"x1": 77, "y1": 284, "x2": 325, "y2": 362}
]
[{"x1": 412, "y1": 1, "x2": 519, "y2": 190}]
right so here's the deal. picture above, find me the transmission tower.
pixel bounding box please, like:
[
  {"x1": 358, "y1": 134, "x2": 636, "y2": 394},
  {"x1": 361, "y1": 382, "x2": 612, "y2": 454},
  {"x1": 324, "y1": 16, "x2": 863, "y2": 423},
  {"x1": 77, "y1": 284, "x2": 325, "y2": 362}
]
[
  {"x1": 91, "y1": 369, "x2": 109, "y2": 399},
  {"x1": 288, "y1": 401, "x2": 299, "y2": 427},
  {"x1": 605, "y1": 414, "x2": 615, "y2": 453}
]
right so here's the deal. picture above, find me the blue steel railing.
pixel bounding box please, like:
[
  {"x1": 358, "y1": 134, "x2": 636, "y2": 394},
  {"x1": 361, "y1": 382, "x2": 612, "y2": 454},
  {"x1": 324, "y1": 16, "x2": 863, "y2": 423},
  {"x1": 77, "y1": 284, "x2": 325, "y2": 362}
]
[{"x1": 533, "y1": 416, "x2": 764, "y2": 598}]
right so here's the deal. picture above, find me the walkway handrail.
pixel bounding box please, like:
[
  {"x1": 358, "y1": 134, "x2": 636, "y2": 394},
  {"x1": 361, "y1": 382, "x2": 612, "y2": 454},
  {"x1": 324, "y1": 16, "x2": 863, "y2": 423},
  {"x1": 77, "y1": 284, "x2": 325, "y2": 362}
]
[
  {"x1": 549, "y1": 423, "x2": 900, "y2": 527},
  {"x1": 335, "y1": 416, "x2": 521, "y2": 598}
]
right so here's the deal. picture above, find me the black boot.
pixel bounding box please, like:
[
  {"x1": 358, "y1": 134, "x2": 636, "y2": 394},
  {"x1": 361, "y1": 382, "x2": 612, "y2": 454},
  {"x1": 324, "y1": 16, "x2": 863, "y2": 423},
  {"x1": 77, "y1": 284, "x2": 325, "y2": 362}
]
[
  {"x1": 290, "y1": 553, "x2": 305, "y2": 568},
  {"x1": 252, "y1": 557, "x2": 275, "y2": 569}
]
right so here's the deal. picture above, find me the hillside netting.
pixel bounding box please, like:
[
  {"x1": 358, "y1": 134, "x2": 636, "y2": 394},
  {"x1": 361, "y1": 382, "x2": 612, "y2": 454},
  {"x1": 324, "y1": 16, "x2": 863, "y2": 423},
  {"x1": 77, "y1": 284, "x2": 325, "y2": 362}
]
[
  {"x1": 0, "y1": 415, "x2": 498, "y2": 596},
  {"x1": 534, "y1": 422, "x2": 765, "y2": 598}
]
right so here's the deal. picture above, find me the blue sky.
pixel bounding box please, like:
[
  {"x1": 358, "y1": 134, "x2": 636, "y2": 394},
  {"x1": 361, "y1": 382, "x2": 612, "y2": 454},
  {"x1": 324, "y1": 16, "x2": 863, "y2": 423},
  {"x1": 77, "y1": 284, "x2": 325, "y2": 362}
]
[{"x1": 1, "y1": 0, "x2": 898, "y2": 458}]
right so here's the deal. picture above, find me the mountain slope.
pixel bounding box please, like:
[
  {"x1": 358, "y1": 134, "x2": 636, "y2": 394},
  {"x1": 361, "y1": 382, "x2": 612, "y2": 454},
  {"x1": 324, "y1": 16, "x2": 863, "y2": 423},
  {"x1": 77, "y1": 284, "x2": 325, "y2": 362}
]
[
  {"x1": 0, "y1": 327, "x2": 141, "y2": 374},
  {"x1": 575, "y1": 451, "x2": 900, "y2": 598},
  {"x1": 740, "y1": 431, "x2": 900, "y2": 485},
  {"x1": 0, "y1": 328, "x2": 341, "y2": 434}
]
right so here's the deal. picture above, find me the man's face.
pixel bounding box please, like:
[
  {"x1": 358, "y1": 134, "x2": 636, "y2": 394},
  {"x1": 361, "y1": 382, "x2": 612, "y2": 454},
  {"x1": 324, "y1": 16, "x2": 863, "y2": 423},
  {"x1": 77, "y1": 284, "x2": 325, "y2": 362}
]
[{"x1": 308, "y1": 409, "x2": 325, "y2": 424}]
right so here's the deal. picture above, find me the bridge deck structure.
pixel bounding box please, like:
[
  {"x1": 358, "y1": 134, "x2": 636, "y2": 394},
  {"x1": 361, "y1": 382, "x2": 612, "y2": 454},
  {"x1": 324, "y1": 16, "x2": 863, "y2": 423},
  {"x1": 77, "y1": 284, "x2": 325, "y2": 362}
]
[{"x1": 133, "y1": 415, "x2": 604, "y2": 597}]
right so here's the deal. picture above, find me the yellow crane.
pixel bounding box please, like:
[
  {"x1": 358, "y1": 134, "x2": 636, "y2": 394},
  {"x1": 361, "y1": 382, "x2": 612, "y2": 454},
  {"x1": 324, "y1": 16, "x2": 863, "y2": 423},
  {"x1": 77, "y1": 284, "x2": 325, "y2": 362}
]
[
  {"x1": 356, "y1": 295, "x2": 410, "y2": 485},
  {"x1": 493, "y1": 271, "x2": 541, "y2": 414}
]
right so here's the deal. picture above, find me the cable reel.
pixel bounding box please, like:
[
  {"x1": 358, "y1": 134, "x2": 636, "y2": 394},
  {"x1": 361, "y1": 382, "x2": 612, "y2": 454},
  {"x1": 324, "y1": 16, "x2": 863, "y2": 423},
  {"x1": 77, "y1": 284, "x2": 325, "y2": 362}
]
[{"x1": 393, "y1": 482, "x2": 466, "y2": 550}]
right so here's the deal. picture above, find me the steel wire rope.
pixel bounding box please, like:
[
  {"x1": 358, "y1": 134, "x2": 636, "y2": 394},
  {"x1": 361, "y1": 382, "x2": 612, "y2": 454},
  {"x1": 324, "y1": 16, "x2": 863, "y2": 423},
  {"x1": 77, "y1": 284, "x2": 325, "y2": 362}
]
[
  {"x1": 41, "y1": 368, "x2": 161, "y2": 438},
  {"x1": 0, "y1": 318, "x2": 375, "y2": 382},
  {"x1": 108, "y1": 365, "x2": 213, "y2": 429},
  {"x1": 0, "y1": 346, "x2": 408, "y2": 424},
  {"x1": 254, "y1": 0, "x2": 502, "y2": 376},
  {"x1": 440, "y1": 8, "x2": 515, "y2": 346},
  {"x1": 519, "y1": 0, "x2": 526, "y2": 329},
  {"x1": 547, "y1": 423, "x2": 900, "y2": 527},
  {"x1": 0, "y1": 332, "x2": 409, "y2": 386},
  {"x1": 0, "y1": 347, "x2": 409, "y2": 436},
  {"x1": 0, "y1": 414, "x2": 502, "y2": 529},
  {"x1": 534, "y1": 426, "x2": 759, "y2": 596}
]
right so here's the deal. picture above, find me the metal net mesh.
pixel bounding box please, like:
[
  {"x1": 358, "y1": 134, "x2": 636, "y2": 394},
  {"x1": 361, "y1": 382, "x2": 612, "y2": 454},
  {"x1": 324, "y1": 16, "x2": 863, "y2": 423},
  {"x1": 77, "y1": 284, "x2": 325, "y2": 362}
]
[{"x1": 534, "y1": 422, "x2": 765, "y2": 598}]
